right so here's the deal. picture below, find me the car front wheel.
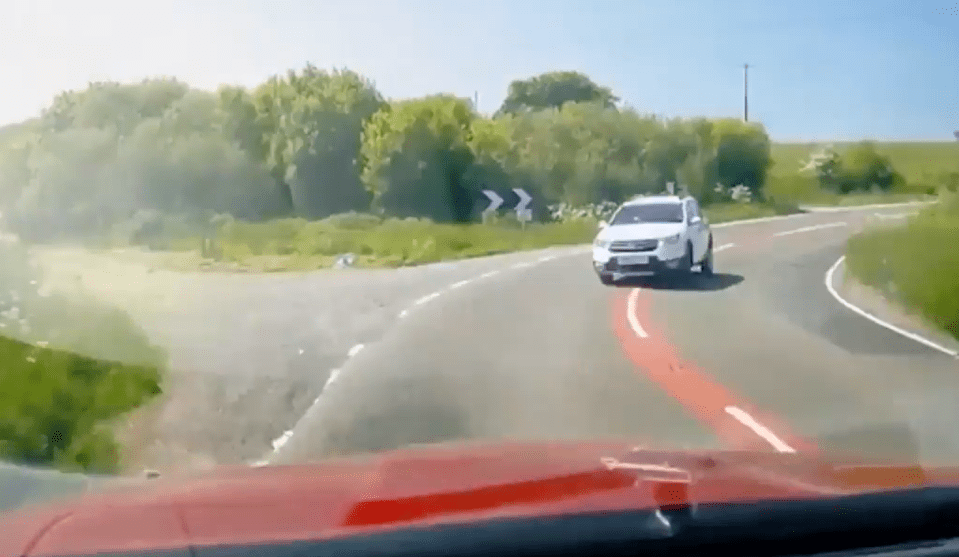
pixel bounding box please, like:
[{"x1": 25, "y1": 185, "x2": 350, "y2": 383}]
[
  {"x1": 700, "y1": 240, "x2": 714, "y2": 277},
  {"x1": 682, "y1": 242, "x2": 695, "y2": 275},
  {"x1": 599, "y1": 273, "x2": 615, "y2": 285}
]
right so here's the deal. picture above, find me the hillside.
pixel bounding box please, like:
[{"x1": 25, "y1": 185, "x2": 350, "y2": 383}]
[{"x1": 771, "y1": 141, "x2": 959, "y2": 185}]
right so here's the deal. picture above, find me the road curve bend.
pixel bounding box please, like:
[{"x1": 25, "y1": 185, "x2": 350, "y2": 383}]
[{"x1": 270, "y1": 205, "x2": 959, "y2": 467}]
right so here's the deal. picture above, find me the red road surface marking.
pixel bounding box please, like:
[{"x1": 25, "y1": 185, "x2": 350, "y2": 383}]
[{"x1": 612, "y1": 287, "x2": 819, "y2": 454}]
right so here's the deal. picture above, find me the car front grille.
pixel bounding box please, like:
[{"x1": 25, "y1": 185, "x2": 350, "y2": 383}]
[{"x1": 610, "y1": 239, "x2": 658, "y2": 252}]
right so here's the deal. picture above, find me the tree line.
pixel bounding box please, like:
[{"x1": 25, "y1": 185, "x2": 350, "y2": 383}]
[{"x1": 0, "y1": 65, "x2": 898, "y2": 242}]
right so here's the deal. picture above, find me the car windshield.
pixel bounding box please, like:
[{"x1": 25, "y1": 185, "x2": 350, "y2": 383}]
[
  {"x1": 2, "y1": 2, "x2": 959, "y2": 554},
  {"x1": 610, "y1": 203, "x2": 685, "y2": 225}
]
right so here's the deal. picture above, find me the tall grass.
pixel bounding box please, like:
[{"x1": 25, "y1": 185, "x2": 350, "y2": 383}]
[
  {"x1": 845, "y1": 190, "x2": 959, "y2": 340},
  {"x1": 125, "y1": 202, "x2": 802, "y2": 272},
  {"x1": 0, "y1": 234, "x2": 165, "y2": 473}
]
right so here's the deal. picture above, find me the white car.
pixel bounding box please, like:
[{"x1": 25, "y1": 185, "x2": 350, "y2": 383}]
[{"x1": 592, "y1": 195, "x2": 714, "y2": 285}]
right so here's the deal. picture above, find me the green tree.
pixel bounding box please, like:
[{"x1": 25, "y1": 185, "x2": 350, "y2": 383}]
[
  {"x1": 255, "y1": 65, "x2": 385, "y2": 219},
  {"x1": 361, "y1": 95, "x2": 477, "y2": 222},
  {"x1": 41, "y1": 79, "x2": 189, "y2": 136},
  {"x1": 711, "y1": 119, "x2": 773, "y2": 198},
  {"x1": 496, "y1": 71, "x2": 619, "y2": 117}
]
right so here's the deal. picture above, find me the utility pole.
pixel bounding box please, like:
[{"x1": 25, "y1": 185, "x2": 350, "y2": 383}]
[
  {"x1": 743, "y1": 63, "x2": 750, "y2": 122},
  {"x1": 474, "y1": 91, "x2": 479, "y2": 112}
]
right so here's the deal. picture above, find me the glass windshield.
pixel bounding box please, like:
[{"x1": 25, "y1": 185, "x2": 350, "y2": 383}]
[
  {"x1": 610, "y1": 203, "x2": 685, "y2": 225},
  {"x1": 1, "y1": 2, "x2": 956, "y2": 546}
]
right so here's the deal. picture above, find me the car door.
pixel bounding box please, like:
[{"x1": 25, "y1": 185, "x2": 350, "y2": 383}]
[{"x1": 685, "y1": 199, "x2": 708, "y2": 261}]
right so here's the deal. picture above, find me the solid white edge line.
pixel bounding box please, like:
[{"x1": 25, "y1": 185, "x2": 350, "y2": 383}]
[
  {"x1": 724, "y1": 406, "x2": 796, "y2": 453},
  {"x1": 824, "y1": 256, "x2": 959, "y2": 358},
  {"x1": 772, "y1": 221, "x2": 848, "y2": 237},
  {"x1": 626, "y1": 288, "x2": 648, "y2": 338}
]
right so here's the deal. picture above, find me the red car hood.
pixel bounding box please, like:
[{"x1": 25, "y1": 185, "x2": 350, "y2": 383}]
[{"x1": 2, "y1": 439, "x2": 957, "y2": 556}]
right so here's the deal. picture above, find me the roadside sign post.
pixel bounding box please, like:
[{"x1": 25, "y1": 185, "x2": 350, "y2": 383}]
[
  {"x1": 482, "y1": 189, "x2": 503, "y2": 224},
  {"x1": 482, "y1": 188, "x2": 533, "y2": 229},
  {"x1": 513, "y1": 188, "x2": 532, "y2": 231}
]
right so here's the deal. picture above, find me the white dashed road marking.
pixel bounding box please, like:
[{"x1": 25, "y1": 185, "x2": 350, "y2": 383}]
[
  {"x1": 724, "y1": 406, "x2": 796, "y2": 453},
  {"x1": 260, "y1": 252, "x2": 568, "y2": 464},
  {"x1": 773, "y1": 222, "x2": 847, "y2": 237},
  {"x1": 323, "y1": 368, "x2": 341, "y2": 389},
  {"x1": 714, "y1": 243, "x2": 736, "y2": 252},
  {"x1": 414, "y1": 291, "x2": 442, "y2": 306},
  {"x1": 626, "y1": 288, "x2": 648, "y2": 338}
]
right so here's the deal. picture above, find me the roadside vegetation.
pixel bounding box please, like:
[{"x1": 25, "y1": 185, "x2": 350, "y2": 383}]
[
  {"x1": 122, "y1": 201, "x2": 800, "y2": 273},
  {"x1": 1, "y1": 67, "x2": 945, "y2": 272},
  {"x1": 0, "y1": 234, "x2": 164, "y2": 473},
  {"x1": 845, "y1": 185, "x2": 959, "y2": 342}
]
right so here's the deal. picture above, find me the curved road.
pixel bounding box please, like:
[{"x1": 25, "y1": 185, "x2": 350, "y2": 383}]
[{"x1": 269, "y1": 204, "x2": 959, "y2": 468}]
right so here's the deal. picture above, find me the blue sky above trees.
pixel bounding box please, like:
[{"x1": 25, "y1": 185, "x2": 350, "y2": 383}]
[{"x1": 2, "y1": 0, "x2": 956, "y2": 140}]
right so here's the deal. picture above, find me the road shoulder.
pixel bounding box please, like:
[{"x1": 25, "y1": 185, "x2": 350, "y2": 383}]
[{"x1": 830, "y1": 259, "x2": 959, "y2": 358}]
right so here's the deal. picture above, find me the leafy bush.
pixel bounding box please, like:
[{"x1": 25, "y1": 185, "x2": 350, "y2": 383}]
[{"x1": 0, "y1": 69, "x2": 783, "y2": 235}]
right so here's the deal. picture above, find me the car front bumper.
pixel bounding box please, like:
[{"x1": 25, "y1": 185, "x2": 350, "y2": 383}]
[
  {"x1": 592, "y1": 243, "x2": 687, "y2": 277},
  {"x1": 593, "y1": 256, "x2": 688, "y2": 277}
]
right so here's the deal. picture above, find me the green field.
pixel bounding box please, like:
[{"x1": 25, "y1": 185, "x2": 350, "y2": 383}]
[{"x1": 771, "y1": 141, "x2": 959, "y2": 184}]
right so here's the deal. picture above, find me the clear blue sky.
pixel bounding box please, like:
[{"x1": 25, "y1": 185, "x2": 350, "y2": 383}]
[{"x1": 3, "y1": 0, "x2": 957, "y2": 140}]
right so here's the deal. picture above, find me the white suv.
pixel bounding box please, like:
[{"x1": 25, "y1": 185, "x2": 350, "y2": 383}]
[{"x1": 591, "y1": 195, "x2": 714, "y2": 285}]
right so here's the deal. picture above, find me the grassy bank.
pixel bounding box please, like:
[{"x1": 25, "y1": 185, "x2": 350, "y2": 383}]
[
  {"x1": 1, "y1": 236, "x2": 165, "y2": 473},
  {"x1": 765, "y1": 172, "x2": 938, "y2": 207},
  {"x1": 845, "y1": 192, "x2": 959, "y2": 341},
  {"x1": 766, "y1": 141, "x2": 954, "y2": 207},
  {"x1": 771, "y1": 141, "x2": 959, "y2": 184},
  {"x1": 122, "y1": 202, "x2": 802, "y2": 273}
]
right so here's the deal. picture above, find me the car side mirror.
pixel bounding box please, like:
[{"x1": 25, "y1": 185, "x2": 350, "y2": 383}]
[
  {"x1": 598, "y1": 220, "x2": 608, "y2": 230},
  {"x1": 690, "y1": 216, "x2": 702, "y2": 225}
]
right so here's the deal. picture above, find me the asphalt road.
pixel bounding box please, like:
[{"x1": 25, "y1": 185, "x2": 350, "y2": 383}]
[
  {"x1": 30, "y1": 243, "x2": 591, "y2": 471},
  {"x1": 271, "y1": 205, "x2": 959, "y2": 467}
]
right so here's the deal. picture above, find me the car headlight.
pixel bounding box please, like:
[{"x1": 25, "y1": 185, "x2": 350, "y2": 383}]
[
  {"x1": 660, "y1": 233, "x2": 681, "y2": 245},
  {"x1": 593, "y1": 238, "x2": 611, "y2": 249}
]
